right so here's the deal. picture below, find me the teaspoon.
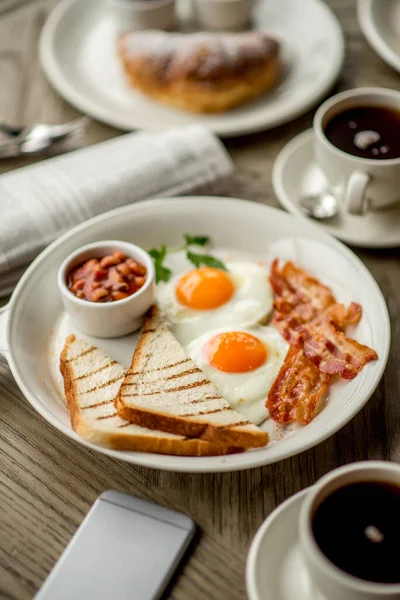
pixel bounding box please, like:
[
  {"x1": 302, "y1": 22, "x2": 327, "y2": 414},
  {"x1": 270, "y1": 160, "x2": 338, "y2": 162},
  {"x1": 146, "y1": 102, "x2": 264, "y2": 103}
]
[{"x1": 299, "y1": 190, "x2": 338, "y2": 220}]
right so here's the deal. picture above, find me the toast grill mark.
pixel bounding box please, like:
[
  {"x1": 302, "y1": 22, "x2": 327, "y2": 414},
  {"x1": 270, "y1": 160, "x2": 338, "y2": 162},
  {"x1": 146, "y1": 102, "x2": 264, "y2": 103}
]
[
  {"x1": 121, "y1": 380, "x2": 210, "y2": 396},
  {"x1": 187, "y1": 397, "x2": 225, "y2": 405},
  {"x1": 183, "y1": 406, "x2": 232, "y2": 417},
  {"x1": 65, "y1": 347, "x2": 96, "y2": 363},
  {"x1": 126, "y1": 359, "x2": 191, "y2": 376},
  {"x1": 82, "y1": 399, "x2": 117, "y2": 410},
  {"x1": 78, "y1": 375, "x2": 124, "y2": 395},
  {"x1": 165, "y1": 368, "x2": 202, "y2": 380},
  {"x1": 121, "y1": 368, "x2": 203, "y2": 388},
  {"x1": 96, "y1": 413, "x2": 118, "y2": 420},
  {"x1": 74, "y1": 361, "x2": 118, "y2": 381}
]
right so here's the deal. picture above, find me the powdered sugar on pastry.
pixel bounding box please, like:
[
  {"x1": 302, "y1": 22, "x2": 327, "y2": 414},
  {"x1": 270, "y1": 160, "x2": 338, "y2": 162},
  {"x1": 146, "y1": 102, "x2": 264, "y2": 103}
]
[{"x1": 122, "y1": 30, "x2": 279, "y2": 78}]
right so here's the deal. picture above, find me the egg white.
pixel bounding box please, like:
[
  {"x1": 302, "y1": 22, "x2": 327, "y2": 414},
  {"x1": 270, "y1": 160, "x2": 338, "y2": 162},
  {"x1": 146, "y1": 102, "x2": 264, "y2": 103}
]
[
  {"x1": 156, "y1": 259, "x2": 273, "y2": 345},
  {"x1": 186, "y1": 325, "x2": 289, "y2": 425}
]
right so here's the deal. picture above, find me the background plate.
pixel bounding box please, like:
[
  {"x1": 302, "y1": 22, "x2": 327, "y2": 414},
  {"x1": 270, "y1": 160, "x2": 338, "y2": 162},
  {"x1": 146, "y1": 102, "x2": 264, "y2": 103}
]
[
  {"x1": 39, "y1": 0, "x2": 344, "y2": 137},
  {"x1": 0, "y1": 198, "x2": 390, "y2": 472},
  {"x1": 358, "y1": 0, "x2": 400, "y2": 73}
]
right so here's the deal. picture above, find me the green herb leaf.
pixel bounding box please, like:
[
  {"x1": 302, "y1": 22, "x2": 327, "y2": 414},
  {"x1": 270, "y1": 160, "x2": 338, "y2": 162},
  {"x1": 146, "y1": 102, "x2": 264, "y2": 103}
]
[
  {"x1": 187, "y1": 251, "x2": 227, "y2": 271},
  {"x1": 149, "y1": 245, "x2": 167, "y2": 260},
  {"x1": 156, "y1": 264, "x2": 172, "y2": 283},
  {"x1": 184, "y1": 235, "x2": 210, "y2": 247},
  {"x1": 149, "y1": 248, "x2": 160, "y2": 260},
  {"x1": 148, "y1": 245, "x2": 171, "y2": 283}
]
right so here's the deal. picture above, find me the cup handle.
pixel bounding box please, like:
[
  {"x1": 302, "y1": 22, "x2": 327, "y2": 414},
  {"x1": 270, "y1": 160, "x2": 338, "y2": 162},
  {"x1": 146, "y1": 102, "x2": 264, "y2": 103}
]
[{"x1": 345, "y1": 170, "x2": 370, "y2": 216}]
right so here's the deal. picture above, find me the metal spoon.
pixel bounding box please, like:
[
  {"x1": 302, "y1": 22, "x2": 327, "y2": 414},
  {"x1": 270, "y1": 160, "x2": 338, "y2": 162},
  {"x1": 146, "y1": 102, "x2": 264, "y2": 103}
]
[
  {"x1": 0, "y1": 116, "x2": 89, "y2": 157},
  {"x1": 299, "y1": 189, "x2": 338, "y2": 220}
]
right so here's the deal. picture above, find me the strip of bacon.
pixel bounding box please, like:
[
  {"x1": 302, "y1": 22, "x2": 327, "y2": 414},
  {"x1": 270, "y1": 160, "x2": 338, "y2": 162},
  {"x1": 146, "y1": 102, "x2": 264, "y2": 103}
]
[
  {"x1": 270, "y1": 260, "x2": 375, "y2": 378},
  {"x1": 267, "y1": 260, "x2": 378, "y2": 424},
  {"x1": 269, "y1": 259, "x2": 336, "y2": 313},
  {"x1": 302, "y1": 319, "x2": 378, "y2": 380},
  {"x1": 267, "y1": 346, "x2": 331, "y2": 425},
  {"x1": 274, "y1": 301, "x2": 363, "y2": 345},
  {"x1": 324, "y1": 302, "x2": 362, "y2": 330}
]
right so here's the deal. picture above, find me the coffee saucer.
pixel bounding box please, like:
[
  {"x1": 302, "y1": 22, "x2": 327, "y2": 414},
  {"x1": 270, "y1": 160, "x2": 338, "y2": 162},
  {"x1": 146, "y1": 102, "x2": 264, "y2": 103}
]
[
  {"x1": 246, "y1": 488, "x2": 322, "y2": 600},
  {"x1": 272, "y1": 129, "x2": 400, "y2": 248}
]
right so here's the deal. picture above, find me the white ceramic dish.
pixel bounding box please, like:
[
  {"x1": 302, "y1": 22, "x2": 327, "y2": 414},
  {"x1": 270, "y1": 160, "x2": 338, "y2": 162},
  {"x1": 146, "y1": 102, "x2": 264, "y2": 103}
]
[
  {"x1": 106, "y1": 0, "x2": 176, "y2": 32},
  {"x1": 192, "y1": 0, "x2": 253, "y2": 31},
  {"x1": 0, "y1": 197, "x2": 390, "y2": 473},
  {"x1": 57, "y1": 240, "x2": 155, "y2": 338},
  {"x1": 358, "y1": 0, "x2": 400, "y2": 73},
  {"x1": 299, "y1": 462, "x2": 400, "y2": 600},
  {"x1": 39, "y1": 0, "x2": 344, "y2": 137},
  {"x1": 272, "y1": 129, "x2": 400, "y2": 248},
  {"x1": 246, "y1": 488, "x2": 313, "y2": 600}
]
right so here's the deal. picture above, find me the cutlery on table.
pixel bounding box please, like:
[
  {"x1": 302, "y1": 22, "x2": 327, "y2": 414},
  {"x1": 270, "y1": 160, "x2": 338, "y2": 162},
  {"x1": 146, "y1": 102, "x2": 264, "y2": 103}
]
[{"x1": 0, "y1": 116, "x2": 89, "y2": 158}]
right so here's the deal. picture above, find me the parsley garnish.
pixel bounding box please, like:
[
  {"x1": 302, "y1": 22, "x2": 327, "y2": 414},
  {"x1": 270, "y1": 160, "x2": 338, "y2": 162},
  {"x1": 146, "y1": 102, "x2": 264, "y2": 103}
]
[
  {"x1": 186, "y1": 251, "x2": 227, "y2": 271},
  {"x1": 149, "y1": 234, "x2": 227, "y2": 283},
  {"x1": 184, "y1": 235, "x2": 209, "y2": 247},
  {"x1": 184, "y1": 234, "x2": 227, "y2": 271},
  {"x1": 148, "y1": 245, "x2": 172, "y2": 283}
]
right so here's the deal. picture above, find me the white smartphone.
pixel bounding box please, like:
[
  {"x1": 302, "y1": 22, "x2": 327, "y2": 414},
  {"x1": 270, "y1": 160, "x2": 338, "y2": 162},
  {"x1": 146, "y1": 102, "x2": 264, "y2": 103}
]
[{"x1": 35, "y1": 491, "x2": 196, "y2": 600}]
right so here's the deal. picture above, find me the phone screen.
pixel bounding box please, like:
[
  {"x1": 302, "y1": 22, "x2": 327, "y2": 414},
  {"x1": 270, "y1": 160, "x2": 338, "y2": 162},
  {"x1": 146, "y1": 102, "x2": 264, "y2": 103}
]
[{"x1": 36, "y1": 492, "x2": 195, "y2": 600}]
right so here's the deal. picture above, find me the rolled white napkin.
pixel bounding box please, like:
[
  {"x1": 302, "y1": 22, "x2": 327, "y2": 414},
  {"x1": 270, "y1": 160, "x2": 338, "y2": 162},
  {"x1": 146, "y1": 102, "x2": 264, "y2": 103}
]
[{"x1": 0, "y1": 125, "x2": 234, "y2": 296}]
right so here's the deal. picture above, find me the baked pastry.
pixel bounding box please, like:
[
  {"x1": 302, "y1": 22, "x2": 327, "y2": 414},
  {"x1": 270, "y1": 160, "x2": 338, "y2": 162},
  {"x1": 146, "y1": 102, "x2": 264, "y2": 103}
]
[{"x1": 118, "y1": 30, "x2": 281, "y2": 113}]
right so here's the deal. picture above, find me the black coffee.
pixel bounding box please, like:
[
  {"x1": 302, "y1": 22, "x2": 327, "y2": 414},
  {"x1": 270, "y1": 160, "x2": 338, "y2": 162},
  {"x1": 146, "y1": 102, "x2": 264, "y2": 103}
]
[
  {"x1": 312, "y1": 481, "x2": 400, "y2": 584},
  {"x1": 324, "y1": 106, "x2": 400, "y2": 159}
]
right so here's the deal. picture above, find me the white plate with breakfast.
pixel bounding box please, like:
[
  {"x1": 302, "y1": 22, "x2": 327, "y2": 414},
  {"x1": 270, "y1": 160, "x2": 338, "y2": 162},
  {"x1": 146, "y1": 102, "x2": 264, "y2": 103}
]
[
  {"x1": 39, "y1": 0, "x2": 344, "y2": 136},
  {"x1": 358, "y1": 0, "x2": 400, "y2": 73},
  {"x1": 0, "y1": 197, "x2": 389, "y2": 472}
]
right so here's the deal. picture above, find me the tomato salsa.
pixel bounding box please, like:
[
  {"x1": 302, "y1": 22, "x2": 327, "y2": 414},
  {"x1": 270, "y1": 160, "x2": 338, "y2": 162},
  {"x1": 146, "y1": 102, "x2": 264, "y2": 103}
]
[{"x1": 68, "y1": 251, "x2": 147, "y2": 303}]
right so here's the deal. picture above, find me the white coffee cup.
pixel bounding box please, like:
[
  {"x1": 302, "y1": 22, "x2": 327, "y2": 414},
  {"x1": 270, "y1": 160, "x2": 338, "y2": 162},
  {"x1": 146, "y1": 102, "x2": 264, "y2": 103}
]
[
  {"x1": 314, "y1": 88, "x2": 400, "y2": 216},
  {"x1": 299, "y1": 461, "x2": 400, "y2": 600}
]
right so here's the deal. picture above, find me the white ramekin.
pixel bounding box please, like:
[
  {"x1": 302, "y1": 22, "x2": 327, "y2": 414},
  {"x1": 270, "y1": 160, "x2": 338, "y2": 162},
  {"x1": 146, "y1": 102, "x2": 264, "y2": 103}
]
[
  {"x1": 57, "y1": 240, "x2": 155, "y2": 338},
  {"x1": 192, "y1": 0, "x2": 254, "y2": 31},
  {"x1": 106, "y1": 0, "x2": 176, "y2": 32}
]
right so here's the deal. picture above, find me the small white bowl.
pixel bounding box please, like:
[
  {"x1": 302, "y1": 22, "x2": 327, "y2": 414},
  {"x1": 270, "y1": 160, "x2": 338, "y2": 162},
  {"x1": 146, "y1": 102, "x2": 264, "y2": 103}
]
[
  {"x1": 192, "y1": 0, "x2": 254, "y2": 31},
  {"x1": 107, "y1": 0, "x2": 176, "y2": 32},
  {"x1": 57, "y1": 240, "x2": 155, "y2": 338}
]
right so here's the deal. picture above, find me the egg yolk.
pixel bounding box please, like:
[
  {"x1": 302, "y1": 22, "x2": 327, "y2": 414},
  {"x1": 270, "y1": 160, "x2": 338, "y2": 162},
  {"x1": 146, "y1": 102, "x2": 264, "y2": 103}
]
[
  {"x1": 205, "y1": 332, "x2": 268, "y2": 373},
  {"x1": 176, "y1": 267, "x2": 234, "y2": 310}
]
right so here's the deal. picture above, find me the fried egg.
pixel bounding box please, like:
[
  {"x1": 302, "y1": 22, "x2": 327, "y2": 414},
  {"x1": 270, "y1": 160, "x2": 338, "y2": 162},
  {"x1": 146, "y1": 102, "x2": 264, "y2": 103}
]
[
  {"x1": 156, "y1": 260, "x2": 273, "y2": 345},
  {"x1": 186, "y1": 325, "x2": 289, "y2": 424}
]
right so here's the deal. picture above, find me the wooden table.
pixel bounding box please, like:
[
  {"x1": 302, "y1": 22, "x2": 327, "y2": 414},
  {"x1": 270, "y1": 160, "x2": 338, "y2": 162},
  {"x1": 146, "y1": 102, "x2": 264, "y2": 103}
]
[{"x1": 0, "y1": 1, "x2": 399, "y2": 598}]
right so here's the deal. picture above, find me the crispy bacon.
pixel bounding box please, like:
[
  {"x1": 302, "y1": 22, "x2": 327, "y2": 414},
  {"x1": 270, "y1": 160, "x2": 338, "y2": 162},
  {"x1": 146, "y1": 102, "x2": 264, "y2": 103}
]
[
  {"x1": 269, "y1": 259, "x2": 336, "y2": 313},
  {"x1": 267, "y1": 260, "x2": 378, "y2": 425},
  {"x1": 302, "y1": 319, "x2": 378, "y2": 380},
  {"x1": 324, "y1": 302, "x2": 362, "y2": 330},
  {"x1": 267, "y1": 346, "x2": 331, "y2": 425}
]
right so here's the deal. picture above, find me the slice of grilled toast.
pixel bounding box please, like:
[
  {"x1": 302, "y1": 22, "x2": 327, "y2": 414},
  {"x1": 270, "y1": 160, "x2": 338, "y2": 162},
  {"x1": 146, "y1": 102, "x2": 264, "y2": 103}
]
[
  {"x1": 60, "y1": 335, "x2": 244, "y2": 456},
  {"x1": 115, "y1": 307, "x2": 269, "y2": 449}
]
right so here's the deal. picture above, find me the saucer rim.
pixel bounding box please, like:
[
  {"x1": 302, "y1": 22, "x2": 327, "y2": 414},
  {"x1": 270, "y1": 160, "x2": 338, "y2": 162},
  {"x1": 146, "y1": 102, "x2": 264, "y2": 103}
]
[
  {"x1": 272, "y1": 128, "x2": 400, "y2": 249},
  {"x1": 246, "y1": 488, "x2": 309, "y2": 600}
]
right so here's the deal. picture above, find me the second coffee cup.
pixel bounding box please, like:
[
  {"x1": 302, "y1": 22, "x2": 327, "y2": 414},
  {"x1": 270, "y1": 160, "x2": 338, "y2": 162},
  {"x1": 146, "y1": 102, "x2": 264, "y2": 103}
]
[{"x1": 314, "y1": 87, "x2": 400, "y2": 216}]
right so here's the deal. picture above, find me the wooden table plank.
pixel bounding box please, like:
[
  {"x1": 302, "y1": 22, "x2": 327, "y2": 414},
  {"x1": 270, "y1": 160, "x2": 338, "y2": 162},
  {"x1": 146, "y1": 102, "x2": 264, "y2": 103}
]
[{"x1": 0, "y1": 1, "x2": 399, "y2": 599}]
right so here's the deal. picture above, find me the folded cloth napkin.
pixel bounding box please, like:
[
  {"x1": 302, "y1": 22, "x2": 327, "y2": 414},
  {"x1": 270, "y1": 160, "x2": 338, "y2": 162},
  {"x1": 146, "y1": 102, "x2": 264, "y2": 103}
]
[{"x1": 0, "y1": 125, "x2": 234, "y2": 296}]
